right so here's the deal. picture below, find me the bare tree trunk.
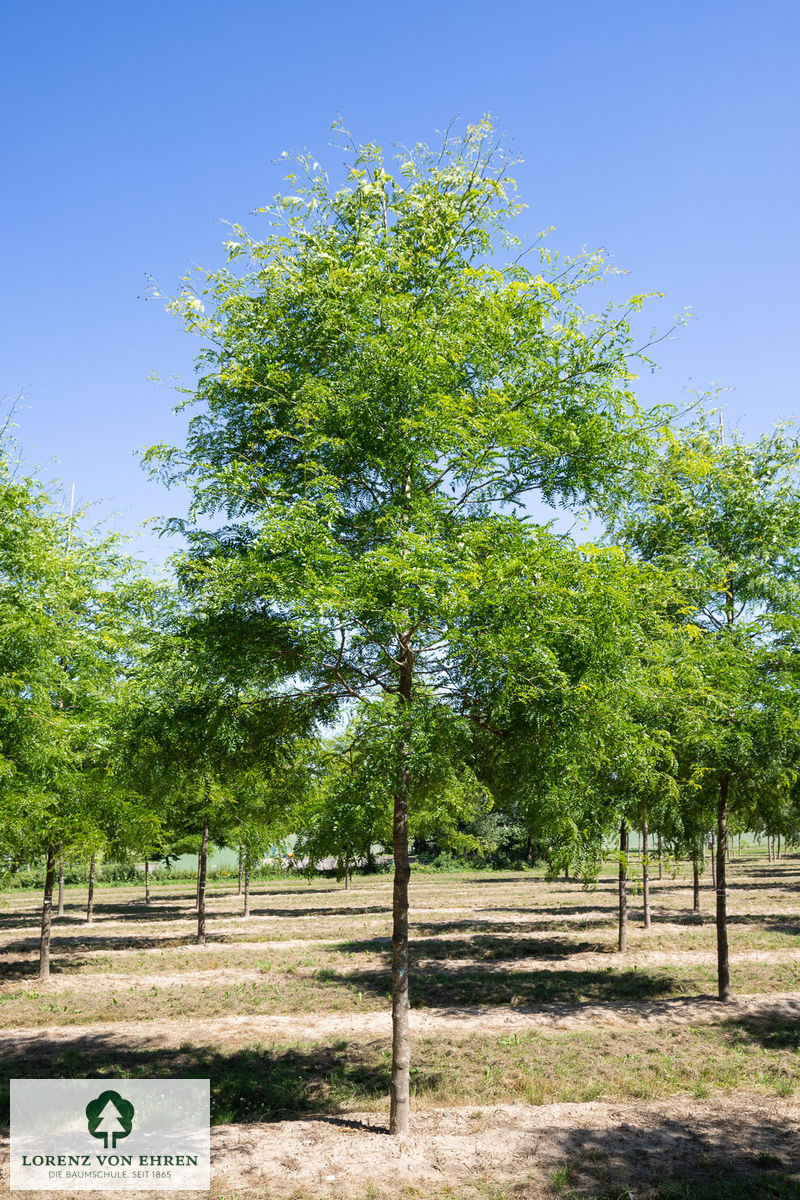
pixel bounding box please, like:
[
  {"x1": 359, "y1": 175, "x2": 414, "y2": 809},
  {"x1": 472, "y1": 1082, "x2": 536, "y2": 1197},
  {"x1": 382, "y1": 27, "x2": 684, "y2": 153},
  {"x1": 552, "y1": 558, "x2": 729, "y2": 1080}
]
[
  {"x1": 563, "y1": 863, "x2": 569, "y2": 881},
  {"x1": 238, "y1": 844, "x2": 243, "y2": 895},
  {"x1": 618, "y1": 818, "x2": 628, "y2": 953},
  {"x1": 345, "y1": 859, "x2": 351, "y2": 889},
  {"x1": 717, "y1": 776, "x2": 731, "y2": 1001},
  {"x1": 57, "y1": 858, "x2": 65, "y2": 917},
  {"x1": 657, "y1": 828, "x2": 663, "y2": 880},
  {"x1": 145, "y1": 860, "x2": 151, "y2": 905},
  {"x1": 777, "y1": 832, "x2": 781, "y2": 860},
  {"x1": 86, "y1": 854, "x2": 95, "y2": 924},
  {"x1": 390, "y1": 635, "x2": 413, "y2": 1137},
  {"x1": 39, "y1": 846, "x2": 57, "y2": 981},
  {"x1": 693, "y1": 858, "x2": 701, "y2": 913},
  {"x1": 196, "y1": 817, "x2": 209, "y2": 946},
  {"x1": 242, "y1": 857, "x2": 250, "y2": 918},
  {"x1": 642, "y1": 813, "x2": 651, "y2": 929},
  {"x1": 710, "y1": 833, "x2": 716, "y2": 891}
]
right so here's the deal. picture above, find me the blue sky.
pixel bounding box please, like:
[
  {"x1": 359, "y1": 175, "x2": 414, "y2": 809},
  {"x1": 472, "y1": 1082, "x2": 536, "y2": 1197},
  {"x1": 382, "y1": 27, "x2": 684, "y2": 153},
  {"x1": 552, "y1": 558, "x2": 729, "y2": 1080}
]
[{"x1": 2, "y1": 1, "x2": 798, "y2": 564}]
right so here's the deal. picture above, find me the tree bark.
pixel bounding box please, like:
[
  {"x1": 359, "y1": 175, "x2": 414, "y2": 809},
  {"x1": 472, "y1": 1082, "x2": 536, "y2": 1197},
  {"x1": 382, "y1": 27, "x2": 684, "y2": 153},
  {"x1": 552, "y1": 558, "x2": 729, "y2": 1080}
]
[
  {"x1": 642, "y1": 813, "x2": 651, "y2": 929},
  {"x1": 238, "y1": 844, "x2": 243, "y2": 895},
  {"x1": 39, "y1": 845, "x2": 57, "y2": 981},
  {"x1": 618, "y1": 818, "x2": 628, "y2": 953},
  {"x1": 709, "y1": 832, "x2": 716, "y2": 891},
  {"x1": 196, "y1": 817, "x2": 209, "y2": 945},
  {"x1": 86, "y1": 854, "x2": 95, "y2": 924},
  {"x1": 242, "y1": 857, "x2": 250, "y2": 918},
  {"x1": 657, "y1": 828, "x2": 663, "y2": 880},
  {"x1": 777, "y1": 832, "x2": 781, "y2": 860},
  {"x1": 717, "y1": 776, "x2": 731, "y2": 1001},
  {"x1": 145, "y1": 860, "x2": 151, "y2": 905},
  {"x1": 390, "y1": 633, "x2": 413, "y2": 1137},
  {"x1": 57, "y1": 858, "x2": 65, "y2": 917},
  {"x1": 693, "y1": 858, "x2": 701, "y2": 913}
]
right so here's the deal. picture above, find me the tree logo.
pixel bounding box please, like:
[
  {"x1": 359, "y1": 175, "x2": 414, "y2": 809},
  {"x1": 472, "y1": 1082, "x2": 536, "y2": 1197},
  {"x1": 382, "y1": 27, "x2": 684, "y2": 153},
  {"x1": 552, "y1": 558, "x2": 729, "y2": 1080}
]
[{"x1": 85, "y1": 1090, "x2": 135, "y2": 1149}]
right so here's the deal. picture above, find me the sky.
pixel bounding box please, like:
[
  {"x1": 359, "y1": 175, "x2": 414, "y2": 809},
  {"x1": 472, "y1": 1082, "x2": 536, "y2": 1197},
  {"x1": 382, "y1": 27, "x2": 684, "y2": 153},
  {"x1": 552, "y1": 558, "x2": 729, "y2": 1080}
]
[{"x1": 2, "y1": 1, "x2": 798, "y2": 566}]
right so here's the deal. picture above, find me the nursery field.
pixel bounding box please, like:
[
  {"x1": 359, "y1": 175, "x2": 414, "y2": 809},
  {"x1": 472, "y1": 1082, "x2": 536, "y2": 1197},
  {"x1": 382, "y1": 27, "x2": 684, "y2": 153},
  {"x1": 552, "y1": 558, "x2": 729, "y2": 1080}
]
[{"x1": 1, "y1": 857, "x2": 799, "y2": 1200}]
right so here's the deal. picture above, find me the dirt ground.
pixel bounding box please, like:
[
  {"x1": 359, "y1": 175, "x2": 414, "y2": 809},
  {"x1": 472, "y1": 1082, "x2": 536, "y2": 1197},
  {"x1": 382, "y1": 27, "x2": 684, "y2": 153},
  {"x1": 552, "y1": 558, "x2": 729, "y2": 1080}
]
[{"x1": 1, "y1": 856, "x2": 799, "y2": 1198}]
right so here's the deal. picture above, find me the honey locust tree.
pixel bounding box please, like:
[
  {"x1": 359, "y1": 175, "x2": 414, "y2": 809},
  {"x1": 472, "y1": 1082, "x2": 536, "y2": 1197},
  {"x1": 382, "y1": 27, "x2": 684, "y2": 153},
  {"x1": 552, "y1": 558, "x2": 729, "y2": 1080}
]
[
  {"x1": 616, "y1": 419, "x2": 800, "y2": 999},
  {"x1": 148, "y1": 117, "x2": 670, "y2": 1134},
  {"x1": 121, "y1": 592, "x2": 317, "y2": 943}
]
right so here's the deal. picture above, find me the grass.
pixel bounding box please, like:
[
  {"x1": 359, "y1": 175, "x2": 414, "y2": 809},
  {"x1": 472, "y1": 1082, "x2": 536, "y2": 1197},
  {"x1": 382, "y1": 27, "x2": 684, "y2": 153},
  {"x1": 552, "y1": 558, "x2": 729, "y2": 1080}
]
[{"x1": 1, "y1": 1020, "x2": 797, "y2": 1130}]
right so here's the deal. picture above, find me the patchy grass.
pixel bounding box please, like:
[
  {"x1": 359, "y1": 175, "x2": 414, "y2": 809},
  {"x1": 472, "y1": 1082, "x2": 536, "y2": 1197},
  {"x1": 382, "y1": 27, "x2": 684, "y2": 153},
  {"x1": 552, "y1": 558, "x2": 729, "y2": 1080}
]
[{"x1": 1, "y1": 1019, "x2": 797, "y2": 1128}]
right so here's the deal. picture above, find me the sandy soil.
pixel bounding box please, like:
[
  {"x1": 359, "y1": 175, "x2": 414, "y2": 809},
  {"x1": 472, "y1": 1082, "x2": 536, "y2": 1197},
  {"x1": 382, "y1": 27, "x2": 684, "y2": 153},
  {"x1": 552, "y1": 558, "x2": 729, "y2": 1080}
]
[{"x1": 1, "y1": 1095, "x2": 797, "y2": 1198}]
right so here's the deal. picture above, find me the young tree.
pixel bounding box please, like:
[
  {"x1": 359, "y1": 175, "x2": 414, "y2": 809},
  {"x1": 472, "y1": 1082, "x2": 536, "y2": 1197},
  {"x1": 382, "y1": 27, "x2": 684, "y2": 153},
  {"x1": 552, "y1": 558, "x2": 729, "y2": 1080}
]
[
  {"x1": 617, "y1": 419, "x2": 800, "y2": 999},
  {"x1": 148, "y1": 118, "x2": 671, "y2": 1133}
]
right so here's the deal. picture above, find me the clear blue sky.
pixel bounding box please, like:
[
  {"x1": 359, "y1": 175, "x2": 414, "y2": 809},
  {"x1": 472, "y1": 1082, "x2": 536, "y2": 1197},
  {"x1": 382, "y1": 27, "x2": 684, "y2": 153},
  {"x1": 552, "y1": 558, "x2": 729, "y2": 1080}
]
[{"x1": 2, "y1": 1, "x2": 798, "y2": 564}]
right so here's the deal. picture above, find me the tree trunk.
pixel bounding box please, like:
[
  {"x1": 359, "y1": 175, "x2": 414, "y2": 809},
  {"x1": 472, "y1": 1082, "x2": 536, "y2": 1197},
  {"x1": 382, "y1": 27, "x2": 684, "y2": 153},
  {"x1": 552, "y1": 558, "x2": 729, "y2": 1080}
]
[
  {"x1": 657, "y1": 828, "x2": 663, "y2": 880},
  {"x1": 390, "y1": 635, "x2": 413, "y2": 1137},
  {"x1": 57, "y1": 858, "x2": 65, "y2": 917},
  {"x1": 145, "y1": 860, "x2": 151, "y2": 905},
  {"x1": 345, "y1": 859, "x2": 351, "y2": 890},
  {"x1": 717, "y1": 776, "x2": 731, "y2": 1001},
  {"x1": 642, "y1": 813, "x2": 651, "y2": 929},
  {"x1": 709, "y1": 833, "x2": 716, "y2": 891},
  {"x1": 238, "y1": 844, "x2": 243, "y2": 895},
  {"x1": 39, "y1": 845, "x2": 57, "y2": 981},
  {"x1": 563, "y1": 863, "x2": 569, "y2": 882},
  {"x1": 693, "y1": 858, "x2": 701, "y2": 913},
  {"x1": 86, "y1": 854, "x2": 95, "y2": 924},
  {"x1": 777, "y1": 832, "x2": 781, "y2": 860},
  {"x1": 618, "y1": 818, "x2": 628, "y2": 953},
  {"x1": 242, "y1": 857, "x2": 250, "y2": 918},
  {"x1": 196, "y1": 817, "x2": 209, "y2": 945}
]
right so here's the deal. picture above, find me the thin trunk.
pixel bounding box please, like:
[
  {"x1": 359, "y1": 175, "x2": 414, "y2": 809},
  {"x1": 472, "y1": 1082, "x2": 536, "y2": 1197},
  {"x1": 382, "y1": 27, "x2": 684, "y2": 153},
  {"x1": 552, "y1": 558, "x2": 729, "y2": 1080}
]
[
  {"x1": 738, "y1": 833, "x2": 742, "y2": 857},
  {"x1": 39, "y1": 845, "x2": 57, "y2": 981},
  {"x1": 717, "y1": 776, "x2": 731, "y2": 1001},
  {"x1": 563, "y1": 863, "x2": 569, "y2": 881},
  {"x1": 145, "y1": 860, "x2": 151, "y2": 905},
  {"x1": 345, "y1": 859, "x2": 351, "y2": 890},
  {"x1": 693, "y1": 858, "x2": 701, "y2": 913},
  {"x1": 196, "y1": 817, "x2": 209, "y2": 946},
  {"x1": 618, "y1": 818, "x2": 628, "y2": 953},
  {"x1": 777, "y1": 832, "x2": 781, "y2": 860},
  {"x1": 710, "y1": 833, "x2": 716, "y2": 891},
  {"x1": 196, "y1": 855, "x2": 201, "y2": 909},
  {"x1": 86, "y1": 854, "x2": 95, "y2": 924},
  {"x1": 657, "y1": 828, "x2": 663, "y2": 880},
  {"x1": 642, "y1": 814, "x2": 651, "y2": 929},
  {"x1": 390, "y1": 634, "x2": 413, "y2": 1137},
  {"x1": 238, "y1": 844, "x2": 243, "y2": 895},
  {"x1": 242, "y1": 858, "x2": 250, "y2": 918},
  {"x1": 57, "y1": 858, "x2": 65, "y2": 917}
]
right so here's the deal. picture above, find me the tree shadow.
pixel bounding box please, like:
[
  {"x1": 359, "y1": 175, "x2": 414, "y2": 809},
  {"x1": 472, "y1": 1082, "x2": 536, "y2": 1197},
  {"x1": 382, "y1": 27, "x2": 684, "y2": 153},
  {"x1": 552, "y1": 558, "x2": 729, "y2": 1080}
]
[
  {"x1": 537, "y1": 1103, "x2": 800, "y2": 1198},
  {"x1": 316, "y1": 965, "x2": 681, "y2": 1007},
  {"x1": 0, "y1": 1036, "x2": 391, "y2": 1134},
  {"x1": 335, "y1": 935, "x2": 606, "y2": 961}
]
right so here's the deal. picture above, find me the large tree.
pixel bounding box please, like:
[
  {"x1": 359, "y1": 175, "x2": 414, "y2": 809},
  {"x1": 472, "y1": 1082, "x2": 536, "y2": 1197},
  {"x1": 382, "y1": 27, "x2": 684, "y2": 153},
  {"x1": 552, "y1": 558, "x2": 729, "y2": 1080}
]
[{"x1": 149, "y1": 118, "x2": 670, "y2": 1133}]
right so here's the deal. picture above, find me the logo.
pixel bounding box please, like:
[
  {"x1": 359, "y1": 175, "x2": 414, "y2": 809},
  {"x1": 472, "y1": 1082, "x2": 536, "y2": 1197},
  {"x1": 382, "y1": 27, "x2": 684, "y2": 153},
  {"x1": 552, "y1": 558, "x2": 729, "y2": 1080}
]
[
  {"x1": 86, "y1": 1090, "x2": 135, "y2": 1150},
  {"x1": 11, "y1": 1079, "x2": 210, "y2": 1190}
]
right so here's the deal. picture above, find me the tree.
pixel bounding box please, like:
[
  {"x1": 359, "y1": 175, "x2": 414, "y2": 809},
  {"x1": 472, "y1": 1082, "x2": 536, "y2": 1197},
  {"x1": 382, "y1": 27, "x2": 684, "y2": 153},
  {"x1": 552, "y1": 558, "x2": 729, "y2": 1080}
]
[
  {"x1": 148, "y1": 118, "x2": 671, "y2": 1133},
  {"x1": 616, "y1": 418, "x2": 800, "y2": 999},
  {"x1": 121, "y1": 592, "x2": 314, "y2": 943}
]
